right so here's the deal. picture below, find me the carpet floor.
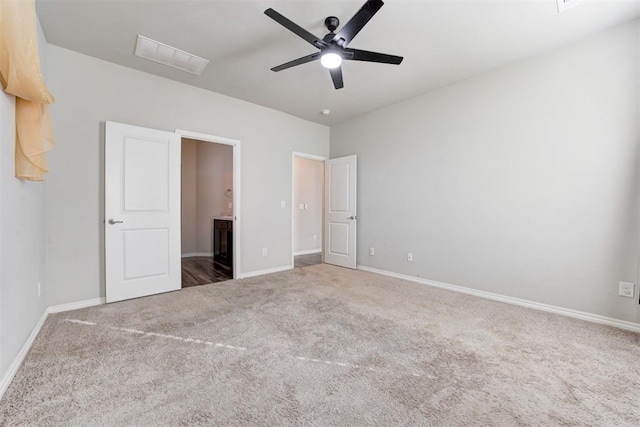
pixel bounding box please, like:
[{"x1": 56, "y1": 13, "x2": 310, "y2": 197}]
[{"x1": 1, "y1": 264, "x2": 639, "y2": 426}]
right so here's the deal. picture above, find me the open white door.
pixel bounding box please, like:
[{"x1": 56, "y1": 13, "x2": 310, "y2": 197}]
[
  {"x1": 105, "y1": 121, "x2": 181, "y2": 303},
  {"x1": 324, "y1": 155, "x2": 357, "y2": 269}
]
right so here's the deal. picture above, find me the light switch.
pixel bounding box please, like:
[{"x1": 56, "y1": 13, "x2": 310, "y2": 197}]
[
  {"x1": 280, "y1": 200, "x2": 286, "y2": 208},
  {"x1": 304, "y1": 204, "x2": 308, "y2": 210}
]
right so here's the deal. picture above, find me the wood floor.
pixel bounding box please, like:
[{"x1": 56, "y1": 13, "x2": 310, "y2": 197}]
[
  {"x1": 183, "y1": 253, "x2": 320, "y2": 287},
  {"x1": 294, "y1": 252, "x2": 322, "y2": 268},
  {"x1": 182, "y1": 257, "x2": 232, "y2": 288}
]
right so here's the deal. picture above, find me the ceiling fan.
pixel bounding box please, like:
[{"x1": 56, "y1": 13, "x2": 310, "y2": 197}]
[{"x1": 264, "y1": 0, "x2": 403, "y2": 90}]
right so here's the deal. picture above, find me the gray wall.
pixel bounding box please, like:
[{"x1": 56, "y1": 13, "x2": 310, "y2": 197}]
[
  {"x1": 45, "y1": 45, "x2": 329, "y2": 306},
  {"x1": 294, "y1": 157, "x2": 323, "y2": 253},
  {"x1": 0, "y1": 18, "x2": 48, "y2": 389},
  {"x1": 331, "y1": 21, "x2": 640, "y2": 323}
]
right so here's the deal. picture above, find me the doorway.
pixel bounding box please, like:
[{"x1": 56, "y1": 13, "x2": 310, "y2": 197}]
[
  {"x1": 105, "y1": 123, "x2": 241, "y2": 303},
  {"x1": 177, "y1": 129, "x2": 241, "y2": 288},
  {"x1": 292, "y1": 153, "x2": 326, "y2": 269},
  {"x1": 180, "y1": 137, "x2": 234, "y2": 287}
]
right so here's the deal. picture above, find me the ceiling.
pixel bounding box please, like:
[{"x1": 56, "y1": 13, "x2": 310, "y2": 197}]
[{"x1": 36, "y1": 0, "x2": 640, "y2": 126}]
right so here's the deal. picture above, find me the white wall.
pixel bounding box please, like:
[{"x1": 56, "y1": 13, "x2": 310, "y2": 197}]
[
  {"x1": 44, "y1": 45, "x2": 329, "y2": 306},
  {"x1": 331, "y1": 20, "x2": 640, "y2": 323},
  {"x1": 294, "y1": 157, "x2": 323, "y2": 254},
  {"x1": 181, "y1": 139, "x2": 197, "y2": 255},
  {"x1": 195, "y1": 141, "x2": 233, "y2": 253},
  {"x1": 0, "y1": 18, "x2": 48, "y2": 390}
]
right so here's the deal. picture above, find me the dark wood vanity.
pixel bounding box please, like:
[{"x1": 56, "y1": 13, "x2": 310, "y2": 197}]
[{"x1": 213, "y1": 218, "x2": 233, "y2": 275}]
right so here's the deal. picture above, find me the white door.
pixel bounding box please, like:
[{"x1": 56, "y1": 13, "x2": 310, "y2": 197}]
[
  {"x1": 324, "y1": 155, "x2": 357, "y2": 269},
  {"x1": 105, "y1": 121, "x2": 181, "y2": 303}
]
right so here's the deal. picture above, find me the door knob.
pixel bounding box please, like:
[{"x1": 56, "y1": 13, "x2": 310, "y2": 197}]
[
  {"x1": 108, "y1": 218, "x2": 124, "y2": 225},
  {"x1": 347, "y1": 215, "x2": 356, "y2": 220}
]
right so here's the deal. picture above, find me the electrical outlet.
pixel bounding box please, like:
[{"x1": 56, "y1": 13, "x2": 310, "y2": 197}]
[
  {"x1": 369, "y1": 247, "x2": 375, "y2": 256},
  {"x1": 407, "y1": 253, "x2": 413, "y2": 262},
  {"x1": 37, "y1": 282, "x2": 41, "y2": 297},
  {"x1": 262, "y1": 248, "x2": 268, "y2": 257},
  {"x1": 619, "y1": 282, "x2": 635, "y2": 298}
]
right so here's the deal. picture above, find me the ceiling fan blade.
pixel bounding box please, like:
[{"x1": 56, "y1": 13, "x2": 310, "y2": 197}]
[
  {"x1": 329, "y1": 66, "x2": 344, "y2": 89},
  {"x1": 344, "y1": 48, "x2": 403, "y2": 65},
  {"x1": 271, "y1": 52, "x2": 321, "y2": 72},
  {"x1": 264, "y1": 8, "x2": 327, "y2": 49},
  {"x1": 332, "y1": 0, "x2": 384, "y2": 47}
]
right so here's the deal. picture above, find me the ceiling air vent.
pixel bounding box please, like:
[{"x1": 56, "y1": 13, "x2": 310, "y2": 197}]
[
  {"x1": 134, "y1": 35, "x2": 209, "y2": 75},
  {"x1": 557, "y1": 0, "x2": 586, "y2": 13}
]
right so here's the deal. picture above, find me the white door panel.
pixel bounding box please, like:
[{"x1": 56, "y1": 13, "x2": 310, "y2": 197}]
[
  {"x1": 329, "y1": 223, "x2": 349, "y2": 255},
  {"x1": 123, "y1": 137, "x2": 170, "y2": 211},
  {"x1": 329, "y1": 162, "x2": 351, "y2": 211},
  {"x1": 324, "y1": 155, "x2": 357, "y2": 269},
  {"x1": 105, "y1": 121, "x2": 181, "y2": 303},
  {"x1": 123, "y1": 229, "x2": 169, "y2": 279}
]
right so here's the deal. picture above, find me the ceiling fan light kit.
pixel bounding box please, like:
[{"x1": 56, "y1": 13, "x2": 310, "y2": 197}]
[
  {"x1": 265, "y1": 0, "x2": 403, "y2": 89},
  {"x1": 320, "y1": 52, "x2": 342, "y2": 69}
]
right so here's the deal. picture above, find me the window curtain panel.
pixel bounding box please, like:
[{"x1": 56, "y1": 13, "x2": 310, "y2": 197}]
[{"x1": 0, "y1": 0, "x2": 55, "y2": 181}]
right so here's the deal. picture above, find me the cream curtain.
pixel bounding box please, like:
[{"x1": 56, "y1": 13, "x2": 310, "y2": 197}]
[{"x1": 0, "y1": 0, "x2": 55, "y2": 181}]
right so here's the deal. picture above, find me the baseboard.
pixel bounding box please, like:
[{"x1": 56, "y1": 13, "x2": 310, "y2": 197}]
[
  {"x1": 1, "y1": 296, "x2": 107, "y2": 399},
  {"x1": 0, "y1": 309, "x2": 48, "y2": 399},
  {"x1": 357, "y1": 265, "x2": 640, "y2": 333},
  {"x1": 294, "y1": 249, "x2": 322, "y2": 256},
  {"x1": 181, "y1": 252, "x2": 212, "y2": 258},
  {"x1": 48, "y1": 297, "x2": 105, "y2": 314},
  {"x1": 240, "y1": 265, "x2": 293, "y2": 279}
]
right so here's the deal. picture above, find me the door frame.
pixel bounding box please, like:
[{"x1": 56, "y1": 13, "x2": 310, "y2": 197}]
[
  {"x1": 291, "y1": 152, "x2": 328, "y2": 268},
  {"x1": 176, "y1": 129, "x2": 241, "y2": 279}
]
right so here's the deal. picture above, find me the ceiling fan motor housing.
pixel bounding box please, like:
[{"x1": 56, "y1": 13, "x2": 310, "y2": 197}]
[{"x1": 325, "y1": 16, "x2": 339, "y2": 32}]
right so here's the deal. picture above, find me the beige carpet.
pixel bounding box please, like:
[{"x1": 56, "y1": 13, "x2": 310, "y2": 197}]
[{"x1": 1, "y1": 264, "x2": 639, "y2": 426}]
